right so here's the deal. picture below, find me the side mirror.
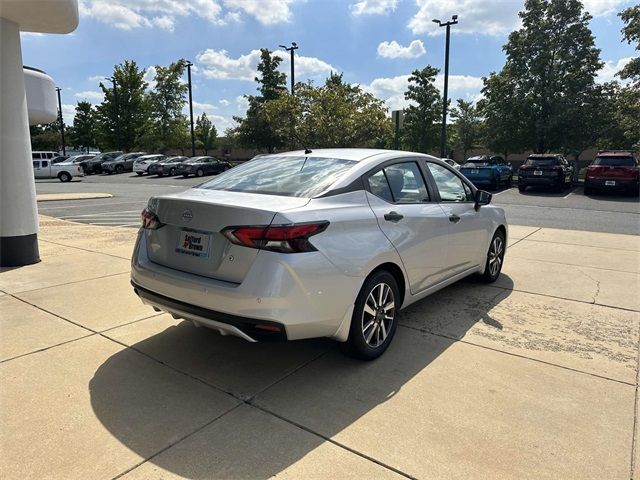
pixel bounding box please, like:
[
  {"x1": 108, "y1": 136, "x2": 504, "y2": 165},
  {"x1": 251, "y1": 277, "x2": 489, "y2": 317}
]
[{"x1": 475, "y1": 190, "x2": 492, "y2": 210}]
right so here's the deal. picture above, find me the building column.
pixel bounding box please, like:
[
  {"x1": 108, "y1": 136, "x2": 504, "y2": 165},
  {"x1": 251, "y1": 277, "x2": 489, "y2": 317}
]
[{"x1": 0, "y1": 17, "x2": 40, "y2": 266}]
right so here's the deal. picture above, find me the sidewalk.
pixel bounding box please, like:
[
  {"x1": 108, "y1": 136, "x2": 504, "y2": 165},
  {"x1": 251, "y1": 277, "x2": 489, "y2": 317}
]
[{"x1": 1, "y1": 217, "x2": 639, "y2": 479}]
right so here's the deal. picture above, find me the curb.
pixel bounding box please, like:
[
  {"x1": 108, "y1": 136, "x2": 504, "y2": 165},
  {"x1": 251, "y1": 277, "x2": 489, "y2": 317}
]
[{"x1": 36, "y1": 193, "x2": 113, "y2": 202}]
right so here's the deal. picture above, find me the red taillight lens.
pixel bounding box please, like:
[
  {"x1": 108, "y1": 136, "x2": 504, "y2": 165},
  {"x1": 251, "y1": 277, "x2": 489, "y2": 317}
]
[
  {"x1": 222, "y1": 222, "x2": 329, "y2": 253},
  {"x1": 141, "y1": 208, "x2": 164, "y2": 230}
]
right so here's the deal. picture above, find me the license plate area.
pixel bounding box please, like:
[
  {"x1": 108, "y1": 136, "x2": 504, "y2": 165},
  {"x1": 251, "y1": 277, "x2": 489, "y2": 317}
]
[
  {"x1": 534, "y1": 170, "x2": 543, "y2": 176},
  {"x1": 605, "y1": 180, "x2": 616, "y2": 186},
  {"x1": 176, "y1": 228, "x2": 211, "y2": 258},
  {"x1": 471, "y1": 169, "x2": 479, "y2": 174}
]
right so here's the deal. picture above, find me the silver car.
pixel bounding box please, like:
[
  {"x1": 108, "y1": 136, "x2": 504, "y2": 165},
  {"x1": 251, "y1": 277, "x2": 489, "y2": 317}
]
[{"x1": 131, "y1": 149, "x2": 508, "y2": 359}]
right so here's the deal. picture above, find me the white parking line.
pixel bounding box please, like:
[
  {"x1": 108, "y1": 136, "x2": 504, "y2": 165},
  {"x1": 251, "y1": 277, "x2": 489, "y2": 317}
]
[
  {"x1": 493, "y1": 188, "x2": 514, "y2": 196},
  {"x1": 60, "y1": 210, "x2": 139, "y2": 219}
]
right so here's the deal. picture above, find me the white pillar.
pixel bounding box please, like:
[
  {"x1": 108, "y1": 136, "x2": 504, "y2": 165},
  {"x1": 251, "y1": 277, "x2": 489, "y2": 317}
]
[{"x1": 0, "y1": 17, "x2": 40, "y2": 266}]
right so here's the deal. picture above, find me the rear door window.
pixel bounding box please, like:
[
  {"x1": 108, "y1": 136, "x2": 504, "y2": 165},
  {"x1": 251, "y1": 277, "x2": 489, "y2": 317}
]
[
  {"x1": 42, "y1": 161, "x2": 48, "y2": 168},
  {"x1": 367, "y1": 162, "x2": 429, "y2": 204}
]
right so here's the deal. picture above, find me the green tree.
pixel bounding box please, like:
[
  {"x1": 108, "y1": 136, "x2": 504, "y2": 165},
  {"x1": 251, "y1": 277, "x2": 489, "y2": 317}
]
[
  {"x1": 95, "y1": 60, "x2": 150, "y2": 151},
  {"x1": 72, "y1": 101, "x2": 96, "y2": 152},
  {"x1": 231, "y1": 49, "x2": 288, "y2": 152},
  {"x1": 482, "y1": 0, "x2": 603, "y2": 153},
  {"x1": 30, "y1": 123, "x2": 60, "y2": 151},
  {"x1": 146, "y1": 60, "x2": 189, "y2": 152},
  {"x1": 194, "y1": 113, "x2": 218, "y2": 154},
  {"x1": 619, "y1": 5, "x2": 640, "y2": 84},
  {"x1": 401, "y1": 66, "x2": 441, "y2": 153},
  {"x1": 450, "y1": 99, "x2": 483, "y2": 159}
]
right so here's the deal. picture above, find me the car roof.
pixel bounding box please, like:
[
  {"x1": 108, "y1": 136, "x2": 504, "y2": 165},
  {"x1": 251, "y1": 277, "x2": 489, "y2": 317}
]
[
  {"x1": 597, "y1": 150, "x2": 634, "y2": 157},
  {"x1": 528, "y1": 154, "x2": 561, "y2": 158},
  {"x1": 138, "y1": 154, "x2": 163, "y2": 158},
  {"x1": 270, "y1": 148, "x2": 403, "y2": 162}
]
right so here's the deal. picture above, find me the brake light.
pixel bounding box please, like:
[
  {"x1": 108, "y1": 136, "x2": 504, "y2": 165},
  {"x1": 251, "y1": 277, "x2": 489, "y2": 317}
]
[
  {"x1": 141, "y1": 208, "x2": 164, "y2": 230},
  {"x1": 222, "y1": 222, "x2": 329, "y2": 253}
]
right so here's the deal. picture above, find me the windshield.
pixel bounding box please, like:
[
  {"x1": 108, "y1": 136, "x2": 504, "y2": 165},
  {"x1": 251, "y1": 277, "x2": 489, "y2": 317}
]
[
  {"x1": 198, "y1": 155, "x2": 356, "y2": 197},
  {"x1": 525, "y1": 158, "x2": 558, "y2": 167},
  {"x1": 593, "y1": 156, "x2": 636, "y2": 167}
]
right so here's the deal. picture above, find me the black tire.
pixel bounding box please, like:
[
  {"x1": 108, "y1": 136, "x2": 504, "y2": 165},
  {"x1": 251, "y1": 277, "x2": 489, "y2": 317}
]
[
  {"x1": 196, "y1": 168, "x2": 204, "y2": 177},
  {"x1": 170, "y1": 168, "x2": 177, "y2": 176},
  {"x1": 518, "y1": 184, "x2": 526, "y2": 192},
  {"x1": 58, "y1": 172, "x2": 71, "y2": 183},
  {"x1": 182, "y1": 174, "x2": 189, "y2": 178},
  {"x1": 136, "y1": 172, "x2": 143, "y2": 176},
  {"x1": 341, "y1": 270, "x2": 400, "y2": 360},
  {"x1": 115, "y1": 165, "x2": 124, "y2": 174},
  {"x1": 157, "y1": 172, "x2": 163, "y2": 177},
  {"x1": 584, "y1": 185, "x2": 592, "y2": 195},
  {"x1": 479, "y1": 230, "x2": 505, "y2": 283},
  {"x1": 554, "y1": 178, "x2": 563, "y2": 192},
  {"x1": 505, "y1": 175, "x2": 512, "y2": 188}
]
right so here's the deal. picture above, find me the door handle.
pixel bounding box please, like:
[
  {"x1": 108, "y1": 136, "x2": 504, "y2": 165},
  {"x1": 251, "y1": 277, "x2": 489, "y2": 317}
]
[
  {"x1": 449, "y1": 214, "x2": 461, "y2": 223},
  {"x1": 384, "y1": 211, "x2": 404, "y2": 222}
]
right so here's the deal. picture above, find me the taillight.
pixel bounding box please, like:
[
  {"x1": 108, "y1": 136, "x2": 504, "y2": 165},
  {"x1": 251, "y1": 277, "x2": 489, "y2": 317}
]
[
  {"x1": 141, "y1": 208, "x2": 164, "y2": 230},
  {"x1": 222, "y1": 222, "x2": 329, "y2": 253}
]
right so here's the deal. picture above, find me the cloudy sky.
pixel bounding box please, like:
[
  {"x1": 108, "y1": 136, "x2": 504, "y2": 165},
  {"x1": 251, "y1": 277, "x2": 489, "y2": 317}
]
[{"x1": 21, "y1": 0, "x2": 636, "y2": 133}]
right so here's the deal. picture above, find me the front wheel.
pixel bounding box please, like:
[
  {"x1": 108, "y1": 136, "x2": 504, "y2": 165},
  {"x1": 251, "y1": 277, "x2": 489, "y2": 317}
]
[
  {"x1": 136, "y1": 172, "x2": 143, "y2": 176},
  {"x1": 505, "y1": 175, "x2": 512, "y2": 187},
  {"x1": 115, "y1": 165, "x2": 124, "y2": 174},
  {"x1": 341, "y1": 271, "x2": 400, "y2": 360},
  {"x1": 170, "y1": 168, "x2": 177, "y2": 176},
  {"x1": 479, "y1": 230, "x2": 505, "y2": 283}
]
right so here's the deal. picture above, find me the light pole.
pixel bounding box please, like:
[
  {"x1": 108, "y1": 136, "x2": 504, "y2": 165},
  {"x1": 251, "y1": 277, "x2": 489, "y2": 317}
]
[
  {"x1": 433, "y1": 15, "x2": 458, "y2": 159},
  {"x1": 279, "y1": 42, "x2": 298, "y2": 95},
  {"x1": 185, "y1": 61, "x2": 196, "y2": 156},
  {"x1": 55, "y1": 87, "x2": 66, "y2": 155},
  {"x1": 105, "y1": 76, "x2": 121, "y2": 151}
]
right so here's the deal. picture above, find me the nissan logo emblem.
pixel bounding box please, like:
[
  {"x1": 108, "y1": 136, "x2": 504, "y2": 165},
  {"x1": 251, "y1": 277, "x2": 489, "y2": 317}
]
[{"x1": 182, "y1": 209, "x2": 193, "y2": 222}]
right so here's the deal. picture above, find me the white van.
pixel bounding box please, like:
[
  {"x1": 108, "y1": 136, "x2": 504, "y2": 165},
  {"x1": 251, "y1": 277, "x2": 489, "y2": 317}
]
[
  {"x1": 33, "y1": 159, "x2": 82, "y2": 182},
  {"x1": 32, "y1": 151, "x2": 58, "y2": 160}
]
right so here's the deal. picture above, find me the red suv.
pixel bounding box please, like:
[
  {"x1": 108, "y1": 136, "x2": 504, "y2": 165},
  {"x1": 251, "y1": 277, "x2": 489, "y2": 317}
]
[{"x1": 584, "y1": 151, "x2": 639, "y2": 197}]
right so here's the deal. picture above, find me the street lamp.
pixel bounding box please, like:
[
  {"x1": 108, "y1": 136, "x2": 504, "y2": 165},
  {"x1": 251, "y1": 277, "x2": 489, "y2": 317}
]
[
  {"x1": 105, "y1": 76, "x2": 121, "y2": 151},
  {"x1": 433, "y1": 15, "x2": 458, "y2": 158},
  {"x1": 279, "y1": 42, "x2": 298, "y2": 95},
  {"x1": 55, "y1": 87, "x2": 66, "y2": 155},
  {"x1": 185, "y1": 61, "x2": 196, "y2": 156}
]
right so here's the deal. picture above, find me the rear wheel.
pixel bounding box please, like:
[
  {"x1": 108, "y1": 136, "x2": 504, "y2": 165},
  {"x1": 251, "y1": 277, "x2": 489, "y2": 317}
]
[
  {"x1": 518, "y1": 184, "x2": 527, "y2": 192},
  {"x1": 341, "y1": 271, "x2": 399, "y2": 360},
  {"x1": 115, "y1": 165, "x2": 124, "y2": 174},
  {"x1": 58, "y1": 172, "x2": 71, "y2": 183},
  {"x1": 170, "y1": 168, "x2": 177, "y2": 175},
  {"x1": 584, "y1": 184, "x2": 592, "y2": 195},
  {"x1": 479, "y1": 230, "x2": 505, "y2": 283},
  {"x1": 136, "y1": 172, "x2": 143, "y2": 176},
  {"x1": 196, "y1": 168, "x2": 204, "y2": 177}
]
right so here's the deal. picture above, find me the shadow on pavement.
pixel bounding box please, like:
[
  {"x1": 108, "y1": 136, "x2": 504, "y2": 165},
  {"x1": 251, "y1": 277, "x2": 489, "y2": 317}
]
[{"x1": 89, "y1": 275, "x2": 514, "y2": 479}]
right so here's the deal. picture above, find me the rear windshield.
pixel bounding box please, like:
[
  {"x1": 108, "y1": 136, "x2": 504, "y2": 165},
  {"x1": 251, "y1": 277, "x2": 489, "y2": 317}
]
[
  {"x1": 525, "y1": 158, "x2": 558, "y2": 167},
  {"x1": 198, "y1": 155, "x2": 356, "y2": 197},
  {"x1": 593, "y1": 156, "x2": 636, "y2": 167},
  {"x1": 463, "y1": 159, "x2": 490, "y2": 167}
]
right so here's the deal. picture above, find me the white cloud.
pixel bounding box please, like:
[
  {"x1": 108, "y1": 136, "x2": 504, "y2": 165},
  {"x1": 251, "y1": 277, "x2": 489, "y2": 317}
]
[
  {"x1": 597, "y1": 57, "x2": 633, "y2": 83},
  {"x1": 363, "y1": 73, "x2": 483, "y2": 110},
  {"x1": 223, "y1": 0, "x2": 293, "y2": 24},
  {"x1": 88, "y1": 75, "x2": 106, "y2": 82},
  {"x1": 350, "y1": 0, "x2": 397, "y2": 15},
  {"x1": 236, "y1": 95, "x2": 250, "y2": 111},
  {"x1": 196, "y1": 48, "x2": 335, "y2": 82},
  {"x1": 377, "y1": 40, "x2": 426, "y2": 59},
  {"x1": 408, "y1": 0, "x2": 624, "y2": 36},
  {"x1": 143, "y1": 65, "x2": 157, "y2": 89},
  {"x1": 219, "y1": 99, "x2": 230, "y2": 106},
  {"x1": 74, "y1": 90, "x2": 104, "y2": 101},
  {"x1": 79, "y1": 0, "x2": 292, "y2": 30},
  {"x1": 61, "y1": 104, "x2": 76, "y2": 125}
]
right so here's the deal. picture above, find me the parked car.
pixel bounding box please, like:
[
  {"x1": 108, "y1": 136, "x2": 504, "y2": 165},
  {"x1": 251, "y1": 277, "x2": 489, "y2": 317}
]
[
  {"x1": 33, "y1": 158, "x2": 83, "y2": 182},
  {"x1": 442, "y1": 158, "x2": 461, "y2": 170},
  {"x1": 133, "y1": 154, "x2": 166, "y2": 175},
  {"x1": 102, "y1": 152, "x2": 146, "y2": 174},
  {"x1": 131, "y1": 149, "x2": 507, "y2": 360},
  {"x1": 149, "y1": 156, "x2": 188, "y2": 176},
  {"x1": 176, "y1": 156, "x2": 231, "y2": 177},
  {"x1": 518, "y1": 154, "x2": 573, "y2": 192},
  {"x1": 50, "y1": 155, "x2": 69, "y2": 164},
  {"x1": 32, "y1": 151, "x2": 59, "y2": 160},
  {"x1": 459, "y1": 155, "x2": 512, "y2": 189},
  {"x1": 80, "y1": 151, "x2": 123, "y2": 174},
  {"x1": 584, "y1": 151, "x2": 639, "y2": 197},
  {"x1": 66, "y1": 154, "x2": 95, "y2": 165}
]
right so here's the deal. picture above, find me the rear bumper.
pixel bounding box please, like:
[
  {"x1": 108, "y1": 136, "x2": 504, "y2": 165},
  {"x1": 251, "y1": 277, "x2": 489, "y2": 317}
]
[
  {"x1": 133, "y1": 165, "x2": 148, "y2": 173},
  {"x1": 518, "y1": 176, "x2": 559, "y2": 186},
  {"x1": 585, "y1": 178, "x2": 638, "y2": 190},
  {"x1": 130, "y1": 230, "x2": 361, "y2": 342}
]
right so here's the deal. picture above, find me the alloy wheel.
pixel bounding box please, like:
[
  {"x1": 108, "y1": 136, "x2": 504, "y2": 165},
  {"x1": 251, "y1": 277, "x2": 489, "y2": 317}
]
[
  {"x1": 361, "y1": 282, "x2": 395, "y2": 348},
  {"x1": 488, "y1": 236, "x2": 504, "y2": 277}
]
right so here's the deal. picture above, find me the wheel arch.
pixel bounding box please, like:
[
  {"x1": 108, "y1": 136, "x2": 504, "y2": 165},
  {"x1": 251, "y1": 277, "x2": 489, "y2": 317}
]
[{"x1": 366, "y1": 261, "x2": 407, "y2": 309}]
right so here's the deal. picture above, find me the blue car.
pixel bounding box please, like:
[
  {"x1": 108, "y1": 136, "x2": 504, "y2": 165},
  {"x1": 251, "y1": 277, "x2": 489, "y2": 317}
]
[{"x1": 460, "y1": 155, "x2": 513, "y2": 190}]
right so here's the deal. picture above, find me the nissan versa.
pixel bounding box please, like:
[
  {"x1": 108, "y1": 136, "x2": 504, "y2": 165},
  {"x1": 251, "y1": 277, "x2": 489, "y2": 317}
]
[{"x1": 131, "y1": 149, "x2": 508, "y2": 359}]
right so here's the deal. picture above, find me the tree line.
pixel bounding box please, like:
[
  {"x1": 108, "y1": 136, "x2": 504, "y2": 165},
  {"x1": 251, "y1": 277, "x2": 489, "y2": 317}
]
[{"x1": 32, "y1": 0, "x2": 639, "y2": 160}]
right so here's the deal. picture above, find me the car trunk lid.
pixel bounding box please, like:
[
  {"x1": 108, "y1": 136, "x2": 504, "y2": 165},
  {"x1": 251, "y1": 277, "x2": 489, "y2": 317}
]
[{"x1": 146, "y1": 189, "x2": 310, "y2": 283}]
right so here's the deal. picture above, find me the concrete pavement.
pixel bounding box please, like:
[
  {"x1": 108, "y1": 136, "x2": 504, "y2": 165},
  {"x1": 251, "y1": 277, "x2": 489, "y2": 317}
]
[{"x1": 1, "y1": 217, "x2": 639, "y2": 479}]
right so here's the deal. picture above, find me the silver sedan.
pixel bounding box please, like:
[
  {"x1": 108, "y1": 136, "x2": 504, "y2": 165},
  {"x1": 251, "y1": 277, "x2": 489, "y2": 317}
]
[{"x1": 131, "y1": 149, "x2": 508, "y2": 359}]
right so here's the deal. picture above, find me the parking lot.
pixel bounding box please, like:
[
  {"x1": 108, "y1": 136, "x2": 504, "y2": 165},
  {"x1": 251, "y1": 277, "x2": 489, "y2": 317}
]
[{"x1": 35, "y1": 172, "x2": 640, "y2": 234}]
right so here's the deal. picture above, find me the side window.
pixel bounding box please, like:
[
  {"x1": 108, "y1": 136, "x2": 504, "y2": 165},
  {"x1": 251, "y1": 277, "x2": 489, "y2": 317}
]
[
  {"x1": 427, "y1": 162, "x2": 471, "y2": 202},
  {"x1": 42, "y1": 161, "x2": 49, "y2": 168},
  {"x1": 367, "y1": 170, "x2": 393, "y2": 202}
]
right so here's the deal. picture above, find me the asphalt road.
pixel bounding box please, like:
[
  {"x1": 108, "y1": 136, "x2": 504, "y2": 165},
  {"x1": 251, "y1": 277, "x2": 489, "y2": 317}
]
[{"x1": 35, "y1": 172, "x2": 640, "y2": 235}]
